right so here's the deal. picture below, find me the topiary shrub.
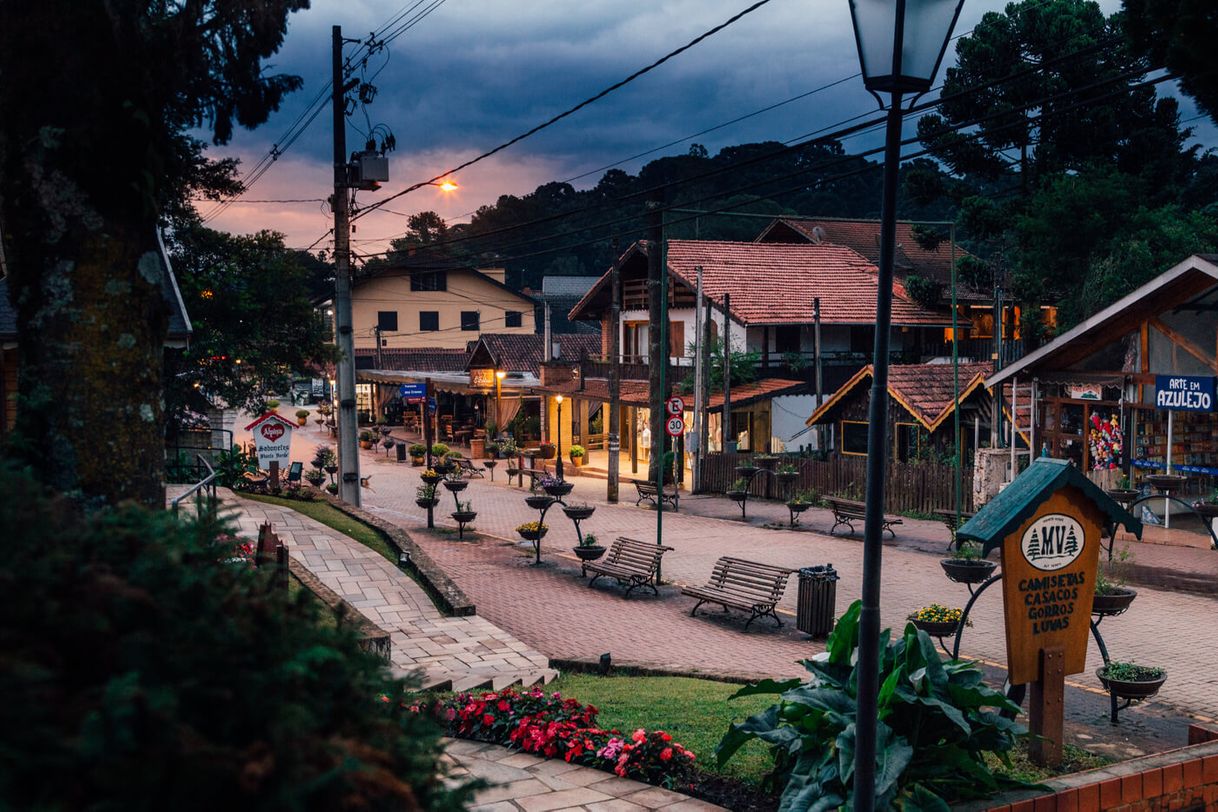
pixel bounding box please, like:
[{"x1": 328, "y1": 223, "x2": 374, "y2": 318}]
[{"x1": 0, "y1": 464, "x2": 472, "y2": 810}]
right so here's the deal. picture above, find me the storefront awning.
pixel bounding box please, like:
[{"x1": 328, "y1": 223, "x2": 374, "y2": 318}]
[{"x1": 358, "y1": 368, "x2": 540, "y2": 396}]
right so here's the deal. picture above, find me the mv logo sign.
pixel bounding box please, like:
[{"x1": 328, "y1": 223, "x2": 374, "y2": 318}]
[{"x1": 1021, "y1": 514, "x2": 1084, "y2": 571}]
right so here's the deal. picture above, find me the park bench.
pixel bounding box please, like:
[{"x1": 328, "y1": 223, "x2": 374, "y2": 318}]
[
  {"x1": 519, "y1": 464, "x2": 552, "y2": 490},
  {"x1": 585, "y1": 537, "x2": 673, "y2": 597},
  {"x1": 681, "y1": 557, "x2": 795, "y2": 630},
  {"x1": 455, "y1": 458, "x2": 485, "y2": 478},
  {"x1": 824, "y1": 496, "x2": 903, "y2": 539},
  {"x1": 632, "y1": 479, "x2": 680, "y2": 511}
]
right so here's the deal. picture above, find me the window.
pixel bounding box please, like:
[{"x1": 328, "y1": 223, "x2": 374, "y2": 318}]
[
  {"x1": 895, "y1": 422, "x2": 921, "y2": 462},
  {"x1": 775, "y1": 325, "x2": 801, "y2": 354},
  {"x1": 376, "y1": 311, "x2": 398, "y2": 332},
  {"x1": 411, "y1": 271, "x2": 447, "y2": 291},
  {"x1": 841, "y1": 420, "x2": 869, "y2": 456},
  {"x1": 460, "y1": 311, "x2": 480, "y2": 331},
  {"x1": 419, "y1": 311, "x2": 439, "y2": 331},
  {"x1": 504, "y1": 310, "x2": 523, "y2": 328},
  {"x1": 668, "y1": 320, "x2": 685, "y2": 358}
]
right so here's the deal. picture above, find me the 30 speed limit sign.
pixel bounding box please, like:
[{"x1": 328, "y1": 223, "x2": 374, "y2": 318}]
[{"x1": 665, "y1": 415, "x2": 685, "y2": 437}]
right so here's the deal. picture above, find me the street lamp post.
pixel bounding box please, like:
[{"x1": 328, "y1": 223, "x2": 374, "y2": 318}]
[
  {"x1": 847, "y1": 2, "x2": 964, "y2": 809},
  {"x1": 555, "y1": 395, "x2": 565, "y2": 480},
  {"x1": 495, "y1": 369, "x2": 505, "y2": 434}
]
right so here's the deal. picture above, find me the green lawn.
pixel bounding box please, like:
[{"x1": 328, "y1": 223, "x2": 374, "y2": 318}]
[
  {"x1": 242, "y1": 493, "x2": 397, "y2": 562},
  {"x1": 544, "y1": 673, "x2": 777, "y2": 785}
]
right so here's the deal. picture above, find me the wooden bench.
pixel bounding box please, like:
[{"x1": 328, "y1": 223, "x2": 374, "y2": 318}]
[
  {"x1": 632, "y1": 479, "x2": 680, "y2": 511},
  {"x1": 455, "y1": 458, "x2": 485, "y2": 478},
  {"x1": 585, "y1": 537, "x2": 672, "y2": 597},
  {"x1": 681, "y1": 557, "x2": 795, "y2": 630},
  {"x1": 824, "y1": 497, "x2": 903, "y2": 538}
]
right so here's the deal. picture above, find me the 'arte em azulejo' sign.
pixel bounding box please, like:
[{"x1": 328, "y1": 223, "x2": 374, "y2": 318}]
[{"x1": 1154, "y1": 374, "x2": 1216, "y2": 411}]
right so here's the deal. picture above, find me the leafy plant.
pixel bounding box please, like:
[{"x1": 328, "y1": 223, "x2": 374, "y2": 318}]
[
  {"x1": 408, "y1": 443, "x2": 427, "y2": 456},
  {"x1": 787, "y1": 490, "x2": 817, "y2": 506},
  {"x1": 1095, "y1": 546, "x2": 1134, "y2": 595},
  {"x1": 446, "y1": 450, "x2": 463, "y2": 460},
  {"x1": 569, "y1": 444, "x2": 586, "y2": 458},
  {"x1": 776, "y1": 463, "x2": 799, "y2": 476},
  {"x1": 904, "y1": 273, "x2": 943, "y2": 309},
  {"x1": 359, "y1": 429, "x2": 375, "y2": 442},
  {"x1": 295, "y1": 409, "x2": 309, "y2": 420},
  {"x1": 430, "y1": 443, "x2": 450, "y2": 457},
  {"x1": 325, "y1": 483, "x2": 338, "y2": 495},
  {"x1": 949, "y1": 540, "x2": 983, "y2": 561},
  {"x1": 304, "y1": 468, "x2": 326, "y2": 487},
  {"x1": 1099, "y1": 661, "x2": 1164, "y2": 681},
  {"x1": 717, "y1": 600, "x2": 1026, "y2": 810},
  {"x1": 312, "y1": 445, "x2": 337, "y2": 469},
  {"x1": 516, "y1": 521, "x2": 547, "y2": 534},
  {"x1": 579, "y1": 533, "x2": 599, "y2": 548},
  {"x1": 728, "y1": 478, "x2": 749, "y2": 493},
  {"x1": 214, "y1": 445, "x2": 258, "y2": 488},
  {"x1": 1115, "y1": 474, "x2": 1131, "y2": 490}
]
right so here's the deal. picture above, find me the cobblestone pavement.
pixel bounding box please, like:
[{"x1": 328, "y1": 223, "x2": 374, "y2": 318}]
[
  {"x1": 445, "y1": 740, "x2": 723, "y2": 812},
  {"x1": 354, "y1": 450, "x2": 1218, "y2": 723},
  {"x1": 214, "y1": 488, "x2": 556, "y2": 690}
]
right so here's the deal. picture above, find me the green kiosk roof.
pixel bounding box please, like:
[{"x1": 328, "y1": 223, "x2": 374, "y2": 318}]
[{"x1": 956, "y1": 458, "x2": 1143, "y2": 557}]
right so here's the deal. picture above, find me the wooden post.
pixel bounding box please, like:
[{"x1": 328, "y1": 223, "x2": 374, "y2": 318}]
[
  {"x1": 1029, "y1": 645, "x2": 1066, "y2": 767},
  {"x1": 269, "y1": 460, "x2": 280, "y2": 492}
]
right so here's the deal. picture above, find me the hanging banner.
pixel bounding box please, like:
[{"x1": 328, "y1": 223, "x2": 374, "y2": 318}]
[{"x1": 1154, "y1": 375, "x2": 1216, "y2": 412}]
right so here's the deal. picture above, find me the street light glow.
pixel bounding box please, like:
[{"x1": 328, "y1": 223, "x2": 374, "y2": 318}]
[{"x1": 437, "y1": 178, "x2": 459, "y2": 191}]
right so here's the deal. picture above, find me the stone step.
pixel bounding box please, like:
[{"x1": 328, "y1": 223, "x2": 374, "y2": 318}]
[{"x1": 452, "y1": 674, "x2": 495, "y2": 693}]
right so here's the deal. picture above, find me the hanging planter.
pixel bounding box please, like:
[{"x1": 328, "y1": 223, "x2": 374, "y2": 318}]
[
  {"x1": 525, "y1": 494, "x2": 556, "y2": 510},
  {"x1": 420, "y1": 471, "x2": 443, "y2": 485},
  {"x1": 415, "y1": 497, "x2": 440, "y2": 509},
  {"x1": 562, "y1": 504, "x2": 596, "y2": 521},
  {"x1": 1097, "y1": 662, "x2": 1166, "y2": 700},
  {"x1": 908, "y1": 604, "x2": 966, "y2": 638},
  {"x1": 452, "y1": 510, "x2": 477, "y2": 523},
  {"x1": 1092, "y1": 586, "x2": 1137, "y2": 616},
  {"x1": 1106, "y1": 488, "x2": 1139, "y2": 503},
  {"x1": 1146, "y1": 473, "x2": 1186, "y2": 492},
  {"x1": 735, "y1": 465, "x2": 759, "y2": 478},
  {"x1": 940, "y1": 558, "x2": 998, "y2": 585},
  {"x1": 573, "y1": 544, "x2": 606, "y2": 562},
  {"x1": 542, "y1": 480, "x2": 574, "y2": 497},
  {"x1": 443, "y1": 479, "x2": 469, "y2": 493},
  {"x1": 516, "y1": 522, "x2": 548, "y2": 541},
  {"x1": 538, "y1": 443, "x2": 556, "y2": 460}
]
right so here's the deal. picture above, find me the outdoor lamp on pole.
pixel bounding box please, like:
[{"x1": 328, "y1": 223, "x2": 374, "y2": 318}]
[
  {"x1": 495, "y1": 369, "x2": 505, "y2": 434},
  {"x1": 847, "y1": 1, "x2": 964, "y2": 810},
  {"x1": 555, "y1": 395, "x2": 565, "y2": 480}
]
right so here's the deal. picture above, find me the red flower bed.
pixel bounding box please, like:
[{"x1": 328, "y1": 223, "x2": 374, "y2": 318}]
[{"x1": 434, "y1": 687, "x2": 696, "y2": 788}]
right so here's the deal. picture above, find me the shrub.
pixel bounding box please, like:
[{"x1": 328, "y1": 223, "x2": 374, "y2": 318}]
[
  {"x1": 0, "y1": 464, "x2": 470, "y2": 810},
  {"x1": 311, "y1": 445, "x2": 337, "y2": 469},
  {"x1": 569, "y1": 444, "x2": 586, "y2": 458},
  {"x1": 718, "y1": 600, "x2": 1026, "y2": 809},
  {"x1": 408, "y1": 443, "x2": 427, "y2": 456},
  {"x1": 430, "y1": 443, "x2": 449, "y2": 457},
  {"x1": 295, "y1": 409, "x2": 309, "y2": 420}
]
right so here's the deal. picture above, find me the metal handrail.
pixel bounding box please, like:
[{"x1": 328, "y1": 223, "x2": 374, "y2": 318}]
[{"x1": 171, "y1": 454, "x2": 218, "y2": 516}]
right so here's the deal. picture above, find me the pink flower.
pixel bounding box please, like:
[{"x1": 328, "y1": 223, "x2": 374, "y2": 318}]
[
  {"x1": 631, "y1": 729, "x2": 647, "y2": 743},
  {"x1": 445, "y1": 708, "x2": 456, "y2": 721},
  {"x1": 660, "y1": 747, "x2": 673, "y2": 762}
]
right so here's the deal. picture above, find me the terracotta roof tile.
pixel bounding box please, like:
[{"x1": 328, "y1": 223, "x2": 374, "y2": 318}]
[
  {"x1": 355, "y1": 347, "x2": 470, "y2": 372},
  {"x1": 808, "y1": 361, "x2": 992, "y2": 431},
  {"x1": 664, "y1": 240, "x2": 954, "y2": 327},
  {"x1": 469, "y1": 333, "x2": 601, "y2": 376},
  {"x1": 706, "y1": 378, "x2": 806, "y2": 410}
]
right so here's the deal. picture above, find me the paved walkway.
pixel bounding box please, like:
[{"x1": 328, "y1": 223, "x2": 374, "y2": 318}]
[
  {"x1": 211, "y1": 488, "x2": 556, "y2": 691},
  {"x1": 353, "y1": 450, "x2": 1218, "y2": 723},
  {"x1": 446, "y1": 740, "x2": 723, "y2": 811}
]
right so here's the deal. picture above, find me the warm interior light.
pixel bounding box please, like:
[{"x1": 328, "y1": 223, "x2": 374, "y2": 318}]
[{"x1": 495, "y1": 370, "x2": 506, "y2": 380}]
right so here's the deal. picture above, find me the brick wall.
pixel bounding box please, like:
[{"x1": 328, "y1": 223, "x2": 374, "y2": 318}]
[{"x1": 978, "y1": 725, "x2": 1218, "y2": 811}]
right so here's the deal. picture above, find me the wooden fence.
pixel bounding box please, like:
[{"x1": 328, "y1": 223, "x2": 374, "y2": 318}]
[{"x1": 699, "y1": 453, "x2": 974, "y2": 514}]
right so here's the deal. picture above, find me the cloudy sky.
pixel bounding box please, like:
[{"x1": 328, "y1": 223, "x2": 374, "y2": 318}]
[{"x1": 197, "y1": 0, "x2": 1212, "y2": 255}]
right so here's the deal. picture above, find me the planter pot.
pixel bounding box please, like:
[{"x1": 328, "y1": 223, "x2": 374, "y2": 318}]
[
  {"x1": 726, "y1": 490, "x2": 748, "y2": 502},
  {"x1": 416, "y1": 498, "x2": 440, "y2": 509},
  {"x1": 525, "y1": 495, "x2": 556, "y2": 510},
  {"x1": 538, "y1": 444, "x2": 556, "y2": 460},
  {"x1": 1147, "y1": 474, "x2": 1187, "y2": 492},
  {"x1": 543, "y1": 482, "x2": 575, "y2": 497},
  {"x1": 786, "y1": 502, "x2": 811, "y2": 513},
  {"x1": 573, "y1": 545, "x2": 606, "y2": 562},
  {"x1": 735, "y1": 466, "x2": 759, "y2": 477},
  {"x1": 1192, "y1": 502, "x2": 1218, "y2": 518},
  {"x1": 940, "y1": 559, "x2": 998, "y2": 585},
  {"x1": 1097, "y1": 667, "x2": 1166, "y2": 699},
  {"x1": 910, "y1": 618, "x2": 960, "y2": 638},
  {"x1": 570, "y1": 455, "x2": 584, "y2": 466},
  {"x1": 443, "y1": 480, "x2": 469, "y2": 493},
  {"x1": 755, "y1": 457, "x2": 778, "y2": 470},
  {"x1": 420, "y1": 473, "x2": 443, "y2": 485},
  {"x1": 1106, "y1": 488, "x2": 1139, "y2": 503},
  {"x1": 1092, "y1": 587, "x2": 1137, "y2": 616},
  {"x1": 410, "y1": 456, "x2": 425, "y2": 466},
  {"x1": 359, "y1": 441, "x2": 372, "y2": 449},
  {"x1": 776, "y1": 472, "x2": 799, "y2": 484},
  {"x1": 297, "y1": 417, "x2": 308, "y2": 427},
  {"x1": 452, "y1": 511, "x2": 477, "y2": 523},
  {"x1": 518, "y1": 529, "x2": 548, "y2": 541},
  {"x1": 562, "y1": 505, "x2": 596, "y2": 521}
]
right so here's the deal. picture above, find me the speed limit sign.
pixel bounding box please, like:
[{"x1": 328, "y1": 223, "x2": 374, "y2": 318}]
[
  {"x1": 665, "y1": 415, "x2": 685, "y2": 437},
  {"x1": 665, "y1": 396, "x2": 685, "y2": 416}
]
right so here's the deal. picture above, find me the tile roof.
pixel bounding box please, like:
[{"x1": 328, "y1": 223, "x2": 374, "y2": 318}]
[
  {"x1": 355, "y1": 347, "x2": 470, "y2": 372},
  {"x1": 807, "y1": 361, "x2": 993, "y2": 432},
  {"x1": 541, "y1": 276, "x2": 601, "y2": 297},
  {"x1": 535, "y1": 376, "x2": 806, "y2": 411},
  {"x1": 706, "y1": 378, "x2": 807, "y2": 410},
  {"x1": 663, "y1": 240, "x2": 955, "y2": 327},
  {"x1": 757, "y1": 217, "x2": 988, "y2": 301},
  {"x1": 468, "y1": 333, "x2": 602, "y2": 376}
]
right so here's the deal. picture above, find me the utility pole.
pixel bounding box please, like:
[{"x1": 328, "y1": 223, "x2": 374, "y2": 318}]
[
  {"x1": 374, "y1": 325, "x2": 383, "y2": 368},
  {"x1": 332, "y1": 25, "x2": 361, "y2": 507},
  {"x1": 607, "y1": 251, "x2": 621, "y2": 503},
  {"x1": 813, "y1": 297, "x2": 823, "y2": 452},
  {"x1": 692, "y1": 265, "x2": 704, "y2": 493},
  {"x1": 700, "y1": 297, "x2": 712, "y2": 473},
  {"x1": 723, "y1": 292, "x2": 733, "y2": 453},
  {"x1": 646, "y1": 198, "x2": 666, "y2": 484}
]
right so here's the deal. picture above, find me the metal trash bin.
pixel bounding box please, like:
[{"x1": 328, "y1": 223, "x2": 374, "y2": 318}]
[
  {"x1": 796, "y1": 565, "x2": 839, "y2": 639},
  {"x1": 395, "y1": 441, "x2": 407, "y2": 463}
]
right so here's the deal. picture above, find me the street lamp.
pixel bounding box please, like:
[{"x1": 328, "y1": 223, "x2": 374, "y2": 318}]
[
  {"x1": 847, "y1": 2, "x2": 964, "y2": 809},
  {"x1": 555, "y1": 395, "x2": 565, "y2": 480},
  {"x1": 495, "y1": 369, "x2": 505, "y2": 434}
]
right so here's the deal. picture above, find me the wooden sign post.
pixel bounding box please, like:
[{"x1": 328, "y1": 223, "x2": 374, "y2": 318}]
[{"x1": 956, "y1": 459, "x2": 1141, "y2": 767}]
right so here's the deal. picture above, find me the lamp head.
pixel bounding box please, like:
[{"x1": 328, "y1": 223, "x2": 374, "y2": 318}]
[
  {"x1": 849, "y1": 0, "x2": 964, "y2": 95},
  {"x1": 556, "y1": 395, "x2": 564, "y2": 404},
  {"x1": 495, "y1": 369, "x2": 506, "y2": 380}
]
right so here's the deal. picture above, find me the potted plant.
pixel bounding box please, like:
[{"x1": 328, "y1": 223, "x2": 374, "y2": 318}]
[
  {"x1": 755, "y1": 454, "x2": 778, "y2": 470},
  {"x1": 540, "y1": 475, "x2": 574, "y2": 497},
  {"x1": 776, "y1": 463, "x2": 800, "y2": 484},
  {"x1": 452, "y1": 500, "x2": 477, "y2": 523},
  {"x1": 312, "y1": 445, "x2": 337, "y2": 471},
  {"x1": 785, "y1": 490, "x2": 816, "y2": 525},
  {"x1": 525, "y1": 494, "x2": 555, "y2": 510},
  {"x1": 267, "y1": 399, "x2": 280, "y2": 413},
  {"x1": 304, "y1": 468, "x2": 326, "y2": 488},
  {"x1": 1093, "y1": 548, "x2": 1137, "y2": 616},
  {"x1": 907, "y1": 604, "x2": 968, "y2": 637},
  {"x1": 415, "y1": 484, "x2": 440, "y2": 509},
  {"x1": 569, "y1": 444, "x2": 586, "y2": 467},
  {"x1": 443, "y1": 477, "x2": 469, "y2": 493},
  {"x1": 408, "y1": 443, "x2": 427, "y2": 465},
  {"x1": 940, "y1": 540, "x2": 998, "y2": 584},
  {"x1": 497, "y1": 439, "x2": 518, "y2": 459},
  {"x1": 295, "y1": 408, "x2": 309, "y2": 427},
  {"x1": 1106, "y1": 474, "x2": 1139, "y2": 505},
  {"x1": 573, "y1": 533, "x2": 606, "y2": 562},
  {"x1": 1146, "y1": 472, "x2": 1187, "y2": 493},
  {"x1": 516, "y1": 521, "x2": 547, "y2": 541},
  {"x1": 562, "y1": 501, "x2": 596, "y2": 521},
  {"x1": 538, "y1": 442, "x2": 556, "y2": 460},
  {"x1": 381, "y1": 436, "x2": 395, "y2": 454},
  {"x1": 325, "y1": 483, "x2": 339, "y2": 495},
  {"x1": 1097, "y1": 661, "x2": 1167, "y2": 699},
  {"x1": 1193, "y1": 487, "x2": 1218, "y2": 519},
  {"x1": 430, "y1": 442, "x2": 450, "y2": 459},
  {"x1": 358, "y1": 429, "x2": 375, "y2": 449},
  {"x1": 735, "y1": 462, "x2": 759, "y2": 478},
  {"x1": 420, "y1": 468, "x2": 443, "y2": 485},
  {"x1": 726, "y1": 477, "x2": 750, "y2": 502}
]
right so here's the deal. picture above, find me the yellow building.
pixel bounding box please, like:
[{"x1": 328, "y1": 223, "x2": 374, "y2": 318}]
[{"x1": 349, "y1": 262, "x2": 536, "y2": 352}]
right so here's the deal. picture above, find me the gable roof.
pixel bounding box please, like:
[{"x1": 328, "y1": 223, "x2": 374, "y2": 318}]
[
  {"x1": 541, "y1": 275, "x2": 600, "y2": 298},
  {"x1": 986, "y1": 254, "x2": 1218, "y2": 390},
  {"x1": 956, "y1": 457, "x2": 1142, "y2": 557},
  {"x1": 806, "y1": 361, "x2": 993, "y2": 432},
  {"x1": 466, "y1": 333, "x2": 601, "y2": 376},
  {"x1": 352, "y1": 260, "x2": 536, "y2": 304},
  {"x1": 756, "y1": 216, "x2": 987, "y2": 300},
  {"x1": 569, "y1": 240, "x2": 955, "y2": 327}
]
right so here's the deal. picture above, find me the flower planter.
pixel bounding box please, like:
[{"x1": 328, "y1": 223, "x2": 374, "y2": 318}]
[
  {"x1": 410, "y1": 456, "x2": 425, "y2": 466},
  {"x1": 1092, "y1": 587, "x2": 1137, "y2": 616},
  {"x1": 786, "y1": 501, "x2": 811, "y2": 513},
  {"x1": 359, "y1": 441, "x2": 372, "y2": 449},
  {"x1": 734, "y1": 466, "x2": 759, "y2": 478},
  {"x1": 420, "y1": 473, "x2": 443, "y2": 485},
  {"x1": 525, "y1": 495, "x2": 556, "y2": 510},
  {"x1": 1192, "y1": 502, "x2": 1218, "y2": 518},
  {"x1": 543, "y1": 482, "x2": 575, "y2": 497},
  {"x1": 940, "y1": 558, "x2": 998, "y2": 585},
  {"x1": 452, "y1": 511, "x2": 477, "y2": 523},
  {"x1": 776, "y1": 472, "x2": 799, "y2": 484},
  {"x1": 416, "y1": 498, "x2": 440, "y2": 509},
  {"x1": 570, "y1": 455, "x2": 584, "y2": 467},
  {"x1": 518, "y1": 528, "x2": 547, "y2": 541},
  {"x1": 1147, "y1": 474, "x2": 1187, "y2": 493},
  {"x1": 910, "y1": 618, "x2": 960, "y2": 638},
  {"x1": 562, "y1": 505, "x2": 596, "y2": 521},
  {"x1": 538, "y1": 444, "x2": 556, "y2": 460},
  {"x1": 1097, "y1": 666, "x2": 1166, "y2": 699},
  {"x1": 1106, "y1": 488, "x2": 1139, "y2": 504},
  {"x1": 573, "y1": 544, "x2": 606, "y2": 562},
  {"x1": 443, "y1": 480, "x2": 469, "y2": 493}
]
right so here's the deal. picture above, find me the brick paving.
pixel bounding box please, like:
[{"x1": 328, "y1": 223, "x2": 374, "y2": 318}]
[
  {"x1": 355, "y1": 450, "x2": 1218, "y2": 723},
  {"x1": 213, "y1": 488, "x2": 556, "y2": 691},
  {"x1": 445, "y1": 740, "x2": 723, "y2": 811}
]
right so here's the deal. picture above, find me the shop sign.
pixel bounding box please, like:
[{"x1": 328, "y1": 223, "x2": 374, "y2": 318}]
[
  {"x1": 399, "y1": 382, "x2": 425, "y2": 401},
  {"x1": 1068, "y1": 384, "x2": 1101, "y2": 401},
  {"x1": 245, "y1": 413, "x2": 295, "y2": 469},
  {"x1": 469, "y1": 368, "x2": 495, "y2": 389},
  {"x1": 1154, "y1": 374, "x2": 1216, "y2": 411}
]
